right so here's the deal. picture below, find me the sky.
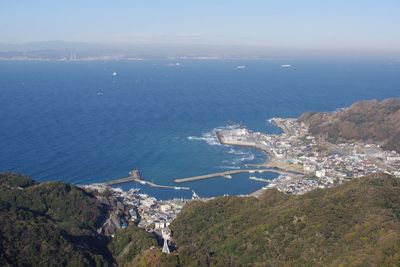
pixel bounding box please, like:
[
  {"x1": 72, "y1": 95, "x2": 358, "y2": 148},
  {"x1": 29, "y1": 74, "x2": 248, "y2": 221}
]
[{"x1": 1, "y1": 0, "x2": 400, "y2": 53}]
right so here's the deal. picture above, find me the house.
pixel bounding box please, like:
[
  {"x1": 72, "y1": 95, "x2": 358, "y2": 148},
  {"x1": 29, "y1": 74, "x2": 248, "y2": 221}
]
[
  {"x1": 387, "y1": 155, "x2": 400, "y2": 162},
  {"x1": 160, "y1": 204, "x2": 171, "y2": 212},
  {"x1": 315, "y1": 169, "x2": 326, "y2": 178},
  {"x1": 155, "y1": 220, "x2": 166, "y2": 229}
]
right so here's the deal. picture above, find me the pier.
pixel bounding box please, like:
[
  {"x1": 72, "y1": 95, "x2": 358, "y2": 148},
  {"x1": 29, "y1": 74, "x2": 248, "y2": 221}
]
[
  {"x1": 105, "y1": 176, "x2": 140, "y2": 186},
  {"x1": 174, "y1": 168, "x2": 293, "y2": 183},
  {"x1": 103, "y1": 169, "x2": 190, "y2": 190},
  {"x1": 104, "y1": 169, "x2": 142, "y2": 186}
]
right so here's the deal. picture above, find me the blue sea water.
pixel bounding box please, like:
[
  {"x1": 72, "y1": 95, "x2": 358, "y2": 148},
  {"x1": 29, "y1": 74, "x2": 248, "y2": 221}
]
[{"x1": 0, "y1": 58, "x2": 399, "y2": 199}]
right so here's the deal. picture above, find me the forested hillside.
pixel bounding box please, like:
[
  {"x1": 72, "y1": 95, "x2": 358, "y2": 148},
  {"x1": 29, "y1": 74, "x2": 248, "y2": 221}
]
[
  {"x1": 0, "y1": 173, "x2": 157, "y2": 267},
  {"x1": 298, "y1": 98, "x2": 400, "y2": 152},
  {"x1": 168, "y1": 173, "x2": 400, "y2": 266}
]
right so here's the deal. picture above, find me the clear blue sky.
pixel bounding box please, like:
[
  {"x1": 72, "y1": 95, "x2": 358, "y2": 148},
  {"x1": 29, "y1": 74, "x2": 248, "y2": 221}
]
[{"x1": 1, "y1": 0, "x2": 400, "y2": 52}]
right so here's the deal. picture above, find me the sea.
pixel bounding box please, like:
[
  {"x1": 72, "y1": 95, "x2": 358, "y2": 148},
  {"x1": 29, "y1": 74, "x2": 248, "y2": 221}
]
[{"x1": 1, "y1": 58, "x2": 399, "y2": 199}]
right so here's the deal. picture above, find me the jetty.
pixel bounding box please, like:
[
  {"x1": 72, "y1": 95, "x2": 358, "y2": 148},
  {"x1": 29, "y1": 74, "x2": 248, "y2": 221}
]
[
  {"x1": 174, "y1": 168, "x2": 293, "y2": 183},
  {"x1": 104, "y1": 169, "x2": 142, "y2": 186},
  {"x1": 105, "y1": 177, "x2": 140, "y2": 186},
  {"x1": 104, "y1": 169, "x2": 190, "y2": 190}
]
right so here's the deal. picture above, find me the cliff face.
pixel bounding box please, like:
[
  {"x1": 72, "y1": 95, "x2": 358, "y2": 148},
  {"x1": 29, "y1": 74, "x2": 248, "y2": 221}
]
[
  {"x1": 169, "y1": 173, "x2": 400, "y2": 266},
  {"x1": 298, "y1": 98, "x2": 400, "y2": 152}
]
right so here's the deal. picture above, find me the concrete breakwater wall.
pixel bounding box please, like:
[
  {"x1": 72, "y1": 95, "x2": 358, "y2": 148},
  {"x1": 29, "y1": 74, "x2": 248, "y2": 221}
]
[{"x1": 174, "y1": 169, "x2": 288, "y2": 183}]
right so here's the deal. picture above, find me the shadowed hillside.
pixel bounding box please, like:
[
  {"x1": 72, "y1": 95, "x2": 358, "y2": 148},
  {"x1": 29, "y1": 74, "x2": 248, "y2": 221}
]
[
  {"x1": 298, "y1": 98, "x2": 400, "y2": 152},
  {"x1": 0, "y1": 173, "x2": 157, "y2": 267}
]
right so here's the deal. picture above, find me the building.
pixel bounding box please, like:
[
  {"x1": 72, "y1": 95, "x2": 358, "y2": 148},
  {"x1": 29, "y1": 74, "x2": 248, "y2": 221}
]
[
  {"x1": 315, "y1": 169, "x2": 326, "y2": 178},
  {"x1": 155, "y1": 220, "x2": 166, "y2": 229},
  {"x1": 387, "y1": 155, "x2": 400, "y2": 162},
  {"x1": 160, "y1": 204, "x2": 171, "y2": 212}
]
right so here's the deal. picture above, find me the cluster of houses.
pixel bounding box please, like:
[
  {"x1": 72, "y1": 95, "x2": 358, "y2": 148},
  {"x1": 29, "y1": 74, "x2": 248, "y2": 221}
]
[
  {"x1": 84, "y1": 184, "x2": 188, "y2": 254},
  {"x1": 116, "y1": 187, "x2": 188, "y2": 252},
  {"x1": 218, "y1": 117, "x2": 400, "y2": 195},
  {"x1": 272, "y1": 119, "x2": 400, "y2": 179}
]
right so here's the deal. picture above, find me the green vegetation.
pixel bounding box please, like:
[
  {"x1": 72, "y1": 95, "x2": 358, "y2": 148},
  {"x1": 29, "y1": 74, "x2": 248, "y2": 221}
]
[
  {"x1": 0, "y1": 172, "x2": 36, "y2": 188},
  {"x1": 0, "y1": 174, "x2": 107, "y2": 235},
  {"x1": 108, "y1": 225, "x2": 158, "y2": 266},
  {"x1": 127, "y1": 248, "x2": 180, "y2": 267},
  {"x1": 299, "y1": 98, "x2": 400, "y2": 152},
  {"x1": 0, "y1": 173, "x2": 157, "y2": 267},
  {"x1": 0, "y1": 173, "x2": 112, "y2": 266},
  {"x1": 2, "y1": 169, "x2": 400, "y2": 266},
  {"x1": 170, "y1": 173, "x2": 400, "y2": 266}
]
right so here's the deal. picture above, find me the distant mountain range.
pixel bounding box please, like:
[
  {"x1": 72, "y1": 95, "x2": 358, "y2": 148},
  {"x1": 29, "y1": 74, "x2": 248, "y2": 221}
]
[
  {"x1": 0, "y1": 41, "x2": 100, "y2": 51},
  {"x1": 1, "y1": 41, "x2": 394, "y2": 60},
  {"x1": 0, "y1": 41, "x2": 292, "y2": 59}
]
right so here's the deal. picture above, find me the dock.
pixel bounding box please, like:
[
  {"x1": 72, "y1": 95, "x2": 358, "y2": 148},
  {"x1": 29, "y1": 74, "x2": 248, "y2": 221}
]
[{"x1": 174, "y1": 168, "x2": 291, "y2": 183}]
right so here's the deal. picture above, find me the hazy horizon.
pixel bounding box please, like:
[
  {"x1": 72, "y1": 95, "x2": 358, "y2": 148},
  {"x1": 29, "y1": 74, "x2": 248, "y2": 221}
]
[
  {"x1": 1, "y1": 1, "x2": 400, "y2": 56},
  {"x1": 0, "y1": 41, "x2": 399, "y2": 59}
]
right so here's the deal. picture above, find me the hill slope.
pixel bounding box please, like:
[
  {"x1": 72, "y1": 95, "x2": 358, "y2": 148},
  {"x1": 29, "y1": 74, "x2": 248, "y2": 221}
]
[
  {"x1": 0, "y1": 173, "x2": 114, "y2": 266},
  {"x1": 170, "y1": 173, "x2": 400, "y2": 266},
  {"x1": 298, "y1": 98, "x2": 400, "y2": 152},
  {"x1": 0, "y1": 173, "x2": 157, "y2": 267}
]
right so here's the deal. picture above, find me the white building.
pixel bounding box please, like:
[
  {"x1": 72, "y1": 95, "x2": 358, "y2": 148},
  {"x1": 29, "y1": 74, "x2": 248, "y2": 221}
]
[
  {"x1": 155, "y1": 220, "x2": 166, "y2": 229},
  {"x1": 387, "y1": 155, "x2": 400, "y2": 162},
  {"x1": 315, "y1": 169, "x2": 326, "y2": 178}
]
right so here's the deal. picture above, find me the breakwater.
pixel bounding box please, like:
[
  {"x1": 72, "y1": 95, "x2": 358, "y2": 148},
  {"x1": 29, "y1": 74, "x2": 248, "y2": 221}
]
[{"x1": 174, "y1": 168, "x2": 291, "y2": 183}]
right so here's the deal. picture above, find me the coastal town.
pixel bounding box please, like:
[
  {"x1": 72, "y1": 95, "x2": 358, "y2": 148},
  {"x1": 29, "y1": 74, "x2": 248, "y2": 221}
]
[
  {"x1": 217, "y1": 118, "x2": 400, "y2": 194},
  {"x1": 82, "y1": 182, "x2": 197, "y2": 254}
]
